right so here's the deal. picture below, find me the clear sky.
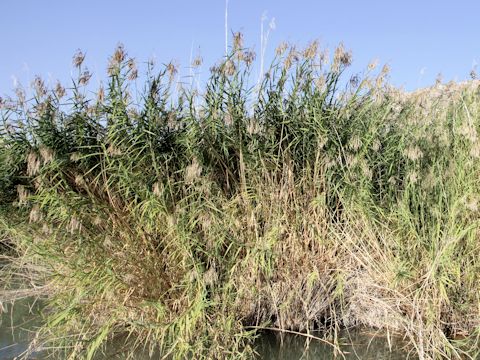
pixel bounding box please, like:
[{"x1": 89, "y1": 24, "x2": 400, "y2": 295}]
[{"x1": 1, "y1": 0, "x2": 480, "y2": 95}]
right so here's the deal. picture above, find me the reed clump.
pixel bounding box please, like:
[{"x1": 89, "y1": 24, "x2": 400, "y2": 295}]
[{"x1": 1, "y1": 40, "x2": 480, "y2": 359}]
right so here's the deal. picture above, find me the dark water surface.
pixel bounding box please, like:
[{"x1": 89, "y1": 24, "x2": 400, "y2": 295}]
[
  {"x1": 255, "y1": 329, "x2": 414, "y2": 359},
  {"x1": 0, "y1": 299, "x2": 43, "y2": 359},
  {"x1": 1, "y1": 299, "x2": 413, "y2": 359}
]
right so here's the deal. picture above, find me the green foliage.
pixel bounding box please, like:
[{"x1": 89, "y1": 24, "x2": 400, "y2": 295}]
[{"x1": 1, "y1": 41, "x2": 480, "y2": 359}]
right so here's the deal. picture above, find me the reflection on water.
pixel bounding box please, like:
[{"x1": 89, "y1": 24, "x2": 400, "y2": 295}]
[
  {"x1": 0, "y1": 298, "x2": 43, "y2": 360},
  {"x1": 1, "y1": 299, "x2": 413, "y2": 359},
  {"x1": 255, "y1": 329, "x2": 415, "y2": 359},
  {"x1": 92, "y1": 335, "x2": 161, "y2": 360}
]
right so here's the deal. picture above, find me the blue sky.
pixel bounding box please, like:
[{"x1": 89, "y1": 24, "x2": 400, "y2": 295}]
[{"x1": 1, "y1": 0, "x2": 480, "y2": 95}]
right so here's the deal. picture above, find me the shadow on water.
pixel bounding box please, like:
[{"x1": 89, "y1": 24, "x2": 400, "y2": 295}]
[{"x1": 1, "y1": 299, "x2": 414, "y2": 359}]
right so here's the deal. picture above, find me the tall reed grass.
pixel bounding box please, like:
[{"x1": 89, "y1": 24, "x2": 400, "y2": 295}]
[{"x1": 1, "y1": 38, "x2": 480, "y2": 359}]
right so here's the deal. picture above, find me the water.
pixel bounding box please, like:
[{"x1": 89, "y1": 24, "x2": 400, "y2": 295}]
[
  {"x1": 0, "y1": 299, "x2": 413, "y2": 359},
  {"x1": 0, "y1": 299, "x2": 43, "y2": 359},
  {"x1": 255, "y1": 329, "x2": 414, "y2": 359}
]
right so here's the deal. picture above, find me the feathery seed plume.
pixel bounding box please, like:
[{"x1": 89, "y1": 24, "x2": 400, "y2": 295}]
[
  {"x1": 72, "y1": 49, "x2": 85, "y2": 68},
  {"x1": 55, "y1": 82, "x2": 65, "y2": 98}
]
